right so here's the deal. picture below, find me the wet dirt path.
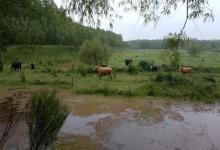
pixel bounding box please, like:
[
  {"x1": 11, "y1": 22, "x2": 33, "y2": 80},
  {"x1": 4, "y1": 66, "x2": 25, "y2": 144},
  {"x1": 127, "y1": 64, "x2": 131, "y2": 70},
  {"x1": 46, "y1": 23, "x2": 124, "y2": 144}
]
[{"x1": 1, "y1": 91, "x2": 220, "y2": 150}]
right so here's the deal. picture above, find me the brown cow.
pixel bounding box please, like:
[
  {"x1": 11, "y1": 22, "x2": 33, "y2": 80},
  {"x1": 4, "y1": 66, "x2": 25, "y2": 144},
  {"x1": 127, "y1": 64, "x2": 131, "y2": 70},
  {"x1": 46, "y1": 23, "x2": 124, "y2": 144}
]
[
  {"x1": 179, "y1": 66, "x2": 192, "y2": 75},
  {"x1": 94, "y1": 66, "x2": 113, "y2": 80}
]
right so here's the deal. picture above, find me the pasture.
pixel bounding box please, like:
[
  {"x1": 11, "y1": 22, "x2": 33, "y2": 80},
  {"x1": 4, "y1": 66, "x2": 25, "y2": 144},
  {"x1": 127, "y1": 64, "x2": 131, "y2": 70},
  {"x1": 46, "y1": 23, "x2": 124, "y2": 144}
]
[{"x1": 0, "y1": 46, "x2": 220, "y2": 102}]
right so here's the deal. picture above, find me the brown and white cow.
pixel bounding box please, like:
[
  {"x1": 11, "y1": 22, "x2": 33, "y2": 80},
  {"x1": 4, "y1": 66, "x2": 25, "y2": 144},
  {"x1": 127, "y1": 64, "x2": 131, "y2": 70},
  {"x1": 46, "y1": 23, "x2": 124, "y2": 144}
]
[
  {"x1": 179, "y1": 66, "x2": 192, "y2": 75},
  {"x1": 94, "y1": 66, "x2": 113, "y2": 80}
]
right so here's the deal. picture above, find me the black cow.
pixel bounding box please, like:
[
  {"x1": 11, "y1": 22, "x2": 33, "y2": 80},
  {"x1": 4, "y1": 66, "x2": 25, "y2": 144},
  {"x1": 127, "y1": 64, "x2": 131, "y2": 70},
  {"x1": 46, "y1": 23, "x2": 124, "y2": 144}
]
[
  {"x1": 150, "y1": 66, "x2": 158, "y2": 72},
  {"x1": 30, "y1": 63, "x2": 35, "y2": 70},
  {"x1": 11, "y1": 61, "x2": 21, "y2": 71},
  {"x1": 125, "y1": 59, "x2": 132, "y2": 66}
]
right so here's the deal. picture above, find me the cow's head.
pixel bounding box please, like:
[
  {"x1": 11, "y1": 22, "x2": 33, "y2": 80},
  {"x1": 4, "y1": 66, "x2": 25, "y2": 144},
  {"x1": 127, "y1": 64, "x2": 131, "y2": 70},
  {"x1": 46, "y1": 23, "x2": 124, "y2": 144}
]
[{"x1": 93, "y1": 66, "x2": 98, "y2": 72}]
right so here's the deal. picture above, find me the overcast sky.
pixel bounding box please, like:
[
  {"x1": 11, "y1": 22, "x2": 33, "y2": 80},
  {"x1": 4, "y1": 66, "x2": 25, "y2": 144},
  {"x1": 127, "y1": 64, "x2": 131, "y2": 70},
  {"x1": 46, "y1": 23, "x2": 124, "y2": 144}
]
[{"x1": 54, "y1": 0, "x2": 220, "y2": 41}]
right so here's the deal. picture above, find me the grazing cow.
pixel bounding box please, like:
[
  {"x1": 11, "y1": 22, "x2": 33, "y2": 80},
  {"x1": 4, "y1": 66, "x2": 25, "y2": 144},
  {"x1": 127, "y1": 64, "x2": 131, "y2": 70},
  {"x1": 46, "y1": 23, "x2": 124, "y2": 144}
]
[
  {"x1": 11, "y1": 61, "x2": 21, "y2": 71},
  {"x1": 179, "y1": 66, "x2": 192, "y2": 75},
  {"x1": 30, "y1": 63, "x2": 35, "y2": 70},
  {"x1": 125, "y1": 59, "x2": 132, "y2": 66},
  {"x1": 94, "y1": 66, "x2": 113, "y2": 80},
  {"x1": 150, "y1": 66, "x2": 158, "y2": 72}
]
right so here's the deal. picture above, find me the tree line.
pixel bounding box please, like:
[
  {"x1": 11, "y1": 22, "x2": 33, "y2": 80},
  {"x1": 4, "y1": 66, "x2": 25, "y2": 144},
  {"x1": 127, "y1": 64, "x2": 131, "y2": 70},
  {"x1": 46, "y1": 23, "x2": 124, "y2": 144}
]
[
  {"x1": 126, "y1": 39, "x2": 220, "y2": 51},
  {"x1": 0, "y1": 0, "x2": 125, "y2": 51}
]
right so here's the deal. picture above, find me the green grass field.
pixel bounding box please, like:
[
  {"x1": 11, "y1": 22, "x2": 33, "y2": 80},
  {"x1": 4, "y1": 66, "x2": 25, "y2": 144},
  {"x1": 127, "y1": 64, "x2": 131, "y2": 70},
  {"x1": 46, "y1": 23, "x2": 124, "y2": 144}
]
[{"x1": 1, "y1": 46, "x2": 220, "y2": 102}]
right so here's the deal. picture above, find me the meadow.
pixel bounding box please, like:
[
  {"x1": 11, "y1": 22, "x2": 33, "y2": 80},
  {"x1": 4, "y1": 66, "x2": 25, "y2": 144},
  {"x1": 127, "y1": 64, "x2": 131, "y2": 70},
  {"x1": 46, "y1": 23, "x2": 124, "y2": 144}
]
[{"x1": 1, "y1": 46, "x2": 220, "y2": 102}]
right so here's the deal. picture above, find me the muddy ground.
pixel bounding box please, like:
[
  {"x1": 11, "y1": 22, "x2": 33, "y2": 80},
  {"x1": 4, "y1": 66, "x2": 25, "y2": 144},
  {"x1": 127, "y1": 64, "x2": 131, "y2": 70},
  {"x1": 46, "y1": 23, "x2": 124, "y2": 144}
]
[{"x1": 0, "y1": 89, "x2": 220, "y2": 150}]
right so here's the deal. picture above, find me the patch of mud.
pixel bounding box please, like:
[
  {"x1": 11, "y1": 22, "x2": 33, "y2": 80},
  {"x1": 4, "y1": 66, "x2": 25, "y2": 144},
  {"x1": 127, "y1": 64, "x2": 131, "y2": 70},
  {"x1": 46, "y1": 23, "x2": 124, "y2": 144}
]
[
  {"x1": 0, "y1": 115, "x2": 28, "y2": 150},
  {"x1": 0, "y1": 90, "x2": 33, "y2": 116},
  {"x1": 53, "y1": 135, "x2": 107, "y2": 150}
]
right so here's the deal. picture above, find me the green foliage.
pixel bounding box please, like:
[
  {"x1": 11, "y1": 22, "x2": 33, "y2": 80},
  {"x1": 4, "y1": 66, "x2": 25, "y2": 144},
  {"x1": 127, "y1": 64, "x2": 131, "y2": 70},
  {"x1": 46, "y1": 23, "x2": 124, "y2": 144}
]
[
  {"x1": 0, "y1": 53, "x2": 3, "y2": 72},
  {"x1": 147, "y1": 83, "x2": 155, "y2": 96},
  {"x1": 80, "y1": 38, "x2": 112, "y2": 66},
  {"x1": 26, "y1": 90, "x2": 68, "y2": 150},
  {"x1": 127, "y1": 65, "x2": 138, "y2": 74},
  {"x1": 78, "y1": 67, "x2": 88, "y2": 77},
  {"x1": 138, "y1": 60, "x2": 154, "y2": 71},
  {"x1": 68, "y1": 0, "x2": 213, "y2": 26},
  {"x1": 20, "y1": 71, "x2": 26, "y2": 83},
  {"x1": 187, "y1": 44, "x2": 201, "y2": 57},
  {"x1": 162, "y1": 33, "x2": 187, "y2": 70},
  {"x1": 0, "y1": 0, "x2": 125, "y2": 49},
  {"x1": 126, "y1": 39, "x2": 220, "y2": 52},
  {"x1": 154, "y1": 72, "x2": 189, "y2": 86},
  {"x1": 77, "y1": 85, "x2": 135, "y2": 97}
]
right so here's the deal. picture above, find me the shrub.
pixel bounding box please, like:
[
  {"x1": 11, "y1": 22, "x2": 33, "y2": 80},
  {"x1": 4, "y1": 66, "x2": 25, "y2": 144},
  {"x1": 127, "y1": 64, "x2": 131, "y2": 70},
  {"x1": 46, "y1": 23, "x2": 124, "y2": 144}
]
[
  {"x1": 127, "y1": 65, "x2": 138, "y2": 74},
  {"x1": 160, "y1": 64, "x2": 175, "y2": 72},
  {"x1": 78, "y1": 67, "x2": 87, "y2": 77},
  {"x1": 20, "y1": 71, "x2": 26, "y2": 83},
  {"x1": 187, "y1": 44, "x2": 201, "y2": 57},
  {"x1": 154, "y1": 72, "x2": 189, "y2": 86},
  {"x1": 95, "y1": 85, "x2": 114, "y2": 96},
  {"x1": 79, "y1": 38, "x2": 112, "y2": 66},
  {"x1": 138, "y1": 60, "x2": 153, "y2": 71},
  {"x1": 187, "y1": 82, "x2": 217, "y2": 101},
  {"x1": 203, "y1": 76, "x2": 216, "y2": 83},
  {"x1": 26, "y1": 90, "x2": 68, "y2": 150},
  {"x1": 147, "y1": 84, "x2": 155, "y2": 96}
]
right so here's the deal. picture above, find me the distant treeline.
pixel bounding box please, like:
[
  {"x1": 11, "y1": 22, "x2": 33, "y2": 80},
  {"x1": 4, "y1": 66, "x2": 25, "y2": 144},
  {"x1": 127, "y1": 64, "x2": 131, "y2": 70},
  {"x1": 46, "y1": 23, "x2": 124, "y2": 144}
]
[
  {"x1": 126, "y1": 39, "x2": 220, "y2": 51},
  {"x1": 0, "y1": 0, "x2": 126, "y2": 49}
]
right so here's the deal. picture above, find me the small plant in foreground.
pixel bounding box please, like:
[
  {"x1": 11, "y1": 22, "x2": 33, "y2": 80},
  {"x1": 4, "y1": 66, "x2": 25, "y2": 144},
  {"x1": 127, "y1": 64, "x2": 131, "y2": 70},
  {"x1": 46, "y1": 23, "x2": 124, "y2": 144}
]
[
  {"x1": 20, "y1": 71, "x2": 26, "y2": 83},
  {"x1": 26, "y1": 90, "x2": 68, "y2": 150}
]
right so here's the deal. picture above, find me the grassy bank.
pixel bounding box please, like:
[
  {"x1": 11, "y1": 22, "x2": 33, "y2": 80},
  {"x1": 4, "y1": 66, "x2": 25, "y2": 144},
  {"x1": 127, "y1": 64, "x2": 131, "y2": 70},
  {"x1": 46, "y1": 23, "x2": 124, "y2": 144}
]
[{"x1": 1, "y1": 46, "x2": 220, "y2": 102}]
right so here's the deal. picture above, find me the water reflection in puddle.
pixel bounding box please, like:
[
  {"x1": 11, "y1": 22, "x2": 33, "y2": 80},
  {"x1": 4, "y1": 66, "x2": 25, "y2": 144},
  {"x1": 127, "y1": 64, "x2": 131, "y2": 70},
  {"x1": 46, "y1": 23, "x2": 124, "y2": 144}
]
[
  {"x1": 105, "y1": 111, "x2": 220, "y2": 150},
  {"x1": 1, "y1": 101, "x2": 220, "y2": 150},
  {"x1": 58, "y1": 104, "x2": 220, "y2": 150},
  {"x1": 59, "y1": 113, "x2": 112, "y2": 137}
]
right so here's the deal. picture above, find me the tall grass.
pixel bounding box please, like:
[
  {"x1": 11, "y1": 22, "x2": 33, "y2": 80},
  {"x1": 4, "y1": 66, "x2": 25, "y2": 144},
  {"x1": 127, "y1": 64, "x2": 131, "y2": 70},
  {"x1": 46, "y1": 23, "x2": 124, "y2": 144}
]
[{"x1": 26, "y1": 90, "x2": 68, "y2": 150}]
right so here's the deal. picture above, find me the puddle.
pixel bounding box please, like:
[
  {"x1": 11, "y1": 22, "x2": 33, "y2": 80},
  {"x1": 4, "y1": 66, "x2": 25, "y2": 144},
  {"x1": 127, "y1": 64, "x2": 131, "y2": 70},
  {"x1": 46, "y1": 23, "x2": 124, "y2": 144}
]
[
  {"x1": 1, "y1": 94, "x2": 220, "y2": 150},
  {"x1": 56, "y1": 100, "x2": 220, "y2": 150},
  {"x1": 104, "y1": 110, "x2": 220, "y2": 150},
  {"x1": 59, "y1": 113, "x2": 112, "y2": 137}
]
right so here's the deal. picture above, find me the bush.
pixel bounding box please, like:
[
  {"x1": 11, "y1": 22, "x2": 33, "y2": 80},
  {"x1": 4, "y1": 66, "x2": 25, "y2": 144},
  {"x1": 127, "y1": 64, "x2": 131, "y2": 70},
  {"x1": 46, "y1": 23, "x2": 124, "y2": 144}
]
[
  {"x1": 139, "y1": 60, "x2": 153, "y2": 71},
  {"x1": 26, "y1": 90, "x2": 68, "y2": 150},
  {"x1": 79, "y1": 38, "x2": 112, "y2": 66},
  {"x1": 154, "y1": 72, "x2": 189, "y2": 86},
  {"x1": 78, "y1": 67, "x2": 87, "y2": 77},
  {"x1": 147, "y1": 84, "x2": 155, "y2": 96},
  {"x1": 186, "y1": 82, "x2": 217, "y2": 101},
  {"x1": 203, "y1": 76, "x2": 216, "y2": 83},
  {"x1": 127, "y1": 65, "x2": 138, "y2": 74},
  {"x1": 160, "y1": 64, "x2": 175, "y2": 72}
]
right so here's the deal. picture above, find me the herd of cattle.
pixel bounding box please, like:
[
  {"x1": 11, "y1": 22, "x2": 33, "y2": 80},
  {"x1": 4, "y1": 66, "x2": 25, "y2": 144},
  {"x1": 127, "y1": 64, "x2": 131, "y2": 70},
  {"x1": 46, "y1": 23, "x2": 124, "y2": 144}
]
[
  {"x1": 10, "y1": 59, "x2": 192, "y2": 80},
  {"x1": 94, "y1": 59, "x2": 192, "y2": 80}
]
